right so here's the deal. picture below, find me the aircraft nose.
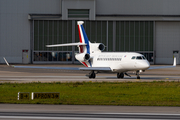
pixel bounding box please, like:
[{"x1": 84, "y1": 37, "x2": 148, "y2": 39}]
[
  {"x1": 138, "y1": 61, "x2": 150, "y2": 70},
  {"x1": 143, "y1": 61, "x2": 150, "y2": 69}
]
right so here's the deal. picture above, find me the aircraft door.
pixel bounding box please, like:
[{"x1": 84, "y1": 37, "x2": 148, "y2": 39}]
[
  {"x1": 131, "y1": 56, "x2": 137, "y2": 68},
  {"x1": 173, "y1": 51, "x2": 179, "y2": 64}
]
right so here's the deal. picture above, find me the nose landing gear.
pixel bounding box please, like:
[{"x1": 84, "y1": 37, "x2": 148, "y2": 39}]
[{"x1": 136, "y1": 71, "x2": 140, "y2": 79}]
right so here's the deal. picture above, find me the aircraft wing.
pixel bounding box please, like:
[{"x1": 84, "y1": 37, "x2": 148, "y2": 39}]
[
  {"x1": 12, "y1": 65, "x2": 111, "y2": 72},
  {"x1": 13, "y1": 66, "x2": 80, "y2": 70},
  {"x1": 4, "y1": 57, "x2": 111, "y2": 71},
  {"x1": 3, "y1": 57, "x2": 79, "y2": 70},
  {"x1": 148, "y1": 66, "x2": 176, "y2": 70},
  {"x1": 148, "y1": 57, "x2": 176, "y2": 70}
]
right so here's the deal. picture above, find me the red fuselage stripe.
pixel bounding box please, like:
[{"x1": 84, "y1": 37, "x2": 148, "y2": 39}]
[
  {"x1": 78, "y1": 25, "x2": 83, "y2": 53},
  {"x1": 82, "y1": 62, "x2": 88, "y2": 67}
]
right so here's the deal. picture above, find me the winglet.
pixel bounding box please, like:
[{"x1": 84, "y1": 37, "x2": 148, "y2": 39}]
[
  {"x1": 3, "y1": 57, "x2": 10, "y2": 66},
  {"x1": 173, "y1": 57, "x2": 176, "y2": 66}
]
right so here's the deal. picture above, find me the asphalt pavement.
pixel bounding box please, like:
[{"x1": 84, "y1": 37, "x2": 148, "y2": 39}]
[
  {"x1": 0, "y1": 104, "x2": 180, "y2": 119},
  {"x1": 0, "y1": 64, "x2": 180, "y2": 119},
  {"x1": 0, "y1": 64, "x2": 180, "y2": 83}
]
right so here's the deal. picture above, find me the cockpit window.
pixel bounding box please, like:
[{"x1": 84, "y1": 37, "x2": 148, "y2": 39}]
[
  {"x1": 136, "y1": 56, "x2": 142, "y2": 60},
  {"x1": 142, "y1": 56, "x2": 146, "y2": 60},
  {"x1": 132, "y1": 55, "x2": 147, "y2": 60},
  {"x1": 131, "y1": 56, "x2": 136, "y2": 59}
]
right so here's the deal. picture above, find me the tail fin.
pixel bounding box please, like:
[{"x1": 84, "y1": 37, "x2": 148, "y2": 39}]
[
  {"x1": 77, "y1": 21, "x2": 92, "y2": 67},
  {"x1": 46, "y1": 21, "x2": 92, "y2": 67},
  {"x1": 77, "y1": 21, "x2": 91, "y2": 54}
]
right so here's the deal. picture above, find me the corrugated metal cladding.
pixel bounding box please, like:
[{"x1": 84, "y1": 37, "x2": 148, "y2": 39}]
[
  {"x1": 156, "y1": 22, "x2": 180, "y2": 64},
  {"x1": 1, "y1": 0, "x2": 180, "y2": 64},
  {"x1": 33, "y1": 20, "x2": 153, "y2": 63}
]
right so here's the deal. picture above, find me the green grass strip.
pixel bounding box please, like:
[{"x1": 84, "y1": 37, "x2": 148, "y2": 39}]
[{"x1": 0, "y1": 81, "x2": 180, "y2": 106}]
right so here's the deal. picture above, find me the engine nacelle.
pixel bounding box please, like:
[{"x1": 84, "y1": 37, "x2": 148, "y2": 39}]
[
  {"x1": 98, "y1": 43, "x2": 105, "y2": 51},
  {"x1": 75, "y1": 53, "x2": 90, "y2": 62},
  {"x1": 91, "y1": 43, "x2": 105, "y2": 52}
]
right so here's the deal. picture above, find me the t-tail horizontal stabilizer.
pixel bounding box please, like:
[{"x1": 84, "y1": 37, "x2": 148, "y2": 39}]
[{"x1": 46, "y1": 43, "x2": 87, "y2": 47}]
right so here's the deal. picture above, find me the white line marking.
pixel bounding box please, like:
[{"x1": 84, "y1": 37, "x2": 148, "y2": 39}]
[{"x1": 0, "y1": 116, "x2": 136, "y2": 120}]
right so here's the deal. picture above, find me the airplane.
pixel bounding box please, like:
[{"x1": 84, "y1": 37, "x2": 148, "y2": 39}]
[{"x1": 3, "y1": 21, "x2": 176, "y2": 79}]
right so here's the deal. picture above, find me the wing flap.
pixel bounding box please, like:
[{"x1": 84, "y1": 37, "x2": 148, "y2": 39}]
[{"x1": 79, "y1": 67, "x2": 112, "y2": 71}]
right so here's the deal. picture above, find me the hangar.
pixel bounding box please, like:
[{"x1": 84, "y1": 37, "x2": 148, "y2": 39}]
[{"x1": 1, "y1": 0, "x2": 180, "y2": 64}]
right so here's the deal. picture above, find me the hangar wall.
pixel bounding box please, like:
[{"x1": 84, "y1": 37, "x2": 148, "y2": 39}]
[
  {"x1": 96, "y1": 0, "x2": 180, "y2": 15},
  {"x1": 1, "y1": 0, "x2": 180, "y2": 64},
  {"x1": 0, "y1": 0, "x2": 61, "y2": 63},
  {"x1": 156, "y1": 22, "x2": 180, "y2": 64},
  {"x1": 32, "y1": 20, "x2": 154, "y2": 63}
]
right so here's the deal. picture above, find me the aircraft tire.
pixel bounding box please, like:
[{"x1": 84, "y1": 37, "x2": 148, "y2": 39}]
[
  {"x1": 89, "y1": 74, "x2": 93, "y2": 79},
  {"x1": 92, "y1": 73, "x2": 96, "y2": 79},
  {"x1": 117, "y1": 73, "x2": 124, "y2": 79},
  {"x1": 89, "y1": 72, "x2": 96, "y2": 79}
]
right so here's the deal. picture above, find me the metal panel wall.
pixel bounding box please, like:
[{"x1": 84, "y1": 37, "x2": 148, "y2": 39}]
[
  {"x1": 33, "y1": 20, "x2": 154, "y2": 63},
  {"x1": 2, "y1": 0, "x2": 180, "y2": 64},
  {"x1": 0, "y1": 0, "x2": 61, "y2": 63},
  {"x1": 62, "y1": 0, "x2": 95, "y2": 20},
  {"x1": 29, "y1": 0, "x2": 61, "y2": 14},
  {"x1": 155, "y1": 22, "x2": 180, "y2": 64},
  {"x1": 96, "y1": 0, "x2": 180, "y2": 15},
  {"x1": 0, "y1": 0, "x2": 30, "y2": 63}
]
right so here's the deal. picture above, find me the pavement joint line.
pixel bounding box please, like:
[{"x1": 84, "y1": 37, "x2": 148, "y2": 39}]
[{"x1": 0, "y1": 116, "x2": 107, "y2": 120}]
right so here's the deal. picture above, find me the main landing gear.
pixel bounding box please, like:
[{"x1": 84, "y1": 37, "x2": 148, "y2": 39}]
[
  {"x1": 88, "y1": 71, "x2": 141, "y2": 79},
  {"x1": 117, "y1": 72, "x2": 124, "y2": 78},
  {"x1": 117, "y1": 72, "x2": 131, "y2": 79},
  {"x1": 88, "y1": 71, "x2": 96, "y2": 79}
]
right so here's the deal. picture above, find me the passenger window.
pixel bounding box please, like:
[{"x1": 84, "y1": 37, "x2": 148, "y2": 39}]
[
  {"x1": 136, "y1": 56, "x2": 142, "y2": 60},
  {"x1": 131, "y1": 56, "x2": 136, "y2": 59}
]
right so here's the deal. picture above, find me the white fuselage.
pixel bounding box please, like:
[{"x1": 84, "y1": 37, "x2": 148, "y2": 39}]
[
  {"x1": 90, "y1": 52, "x2": 150, "y2": 73},
  {"x1": 45, "y1": 21, "x2": 175, "y2": 79}
]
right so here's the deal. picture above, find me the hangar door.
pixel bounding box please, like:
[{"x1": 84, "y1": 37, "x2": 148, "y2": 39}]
[
  {"x1": 156, "y1": 22, "x2": 180, "y2": 64},
  {"x1": 32, "y1": 20, "x2": 154, "y2": 63},
  {"x1": 32, "y1": 20, "x2": 107, "y2": 63}
]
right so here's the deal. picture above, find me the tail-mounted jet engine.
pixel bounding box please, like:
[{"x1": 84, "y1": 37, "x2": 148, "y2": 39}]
[
  {"x1": 75, "y1": 53, "x2": 90, "y2": 62},
  {"x1": 98, "y1": 43, "x2": 105, "y2": 51},
  {"x1": 91, "y1": 43, "x2": 105, "y2": 52}
]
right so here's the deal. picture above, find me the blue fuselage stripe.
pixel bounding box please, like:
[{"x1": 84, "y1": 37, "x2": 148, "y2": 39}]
[{"x1": 81, "y1": 25, "x2": 90, "y2": 54}]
